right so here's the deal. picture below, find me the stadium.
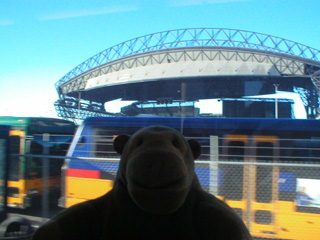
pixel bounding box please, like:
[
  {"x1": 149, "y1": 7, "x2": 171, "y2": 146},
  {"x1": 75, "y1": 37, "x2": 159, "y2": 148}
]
[{"x1": 54, "y1": 28, "x2": 320, "y2": 121}]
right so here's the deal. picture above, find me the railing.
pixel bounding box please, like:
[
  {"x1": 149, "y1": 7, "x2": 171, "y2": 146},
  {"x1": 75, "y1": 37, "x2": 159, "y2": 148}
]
[
  {"x1": 6, "y1": 133, "x2": 320, "y2": 240},
  {"x1": 7, "y1": 154, "x2": 320, "y2": 238}
]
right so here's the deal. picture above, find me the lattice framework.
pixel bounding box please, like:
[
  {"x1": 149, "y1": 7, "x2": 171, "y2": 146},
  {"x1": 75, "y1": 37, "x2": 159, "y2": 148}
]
[
  {"x1": 56, "y1": 28, "x2": 320, "y2": 89},
  {"x1": 54, "y1": 28, "x2": 320, "y2": 120}
]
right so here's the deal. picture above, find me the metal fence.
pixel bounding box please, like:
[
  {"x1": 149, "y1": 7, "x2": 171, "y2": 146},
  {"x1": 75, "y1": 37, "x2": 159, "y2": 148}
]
[{"x1": 6, "y1": 135, "x2": 320, "y2": 240}]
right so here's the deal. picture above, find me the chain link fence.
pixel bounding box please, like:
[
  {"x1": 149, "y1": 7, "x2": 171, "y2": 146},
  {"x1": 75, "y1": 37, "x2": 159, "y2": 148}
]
[
  {"x1": 5, "y1": 135, "x2": 320, "y2": 240},
  {"x1": 1, "y1": 133, "x2": 74, "y2": 240}
]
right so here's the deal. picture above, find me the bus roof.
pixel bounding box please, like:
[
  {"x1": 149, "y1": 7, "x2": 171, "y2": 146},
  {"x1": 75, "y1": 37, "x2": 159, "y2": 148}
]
[
  {"x1": 83, "y1": 117, "x2": 320, "y2": 133},
  {"x1": 0, "y1": 117, "x2": 75, "y2": 133},
  {"x1": 0, "y1": 117, "x2": 33, "y2": 127}
]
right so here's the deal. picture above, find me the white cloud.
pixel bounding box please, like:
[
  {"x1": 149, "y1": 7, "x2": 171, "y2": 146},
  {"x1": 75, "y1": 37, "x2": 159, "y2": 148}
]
[
  {"x1": 207, "y1": 0, "x2": 248, "y2": 3},
  {"x1": 0, "y1": 95, "x2": 58, "y2": 118},
  {"x1": 39, "y1": 5, "x2": 138, "y2": 21},
  {"x1": 171, "y1": 0, "x2": 248, "y2": 7}
]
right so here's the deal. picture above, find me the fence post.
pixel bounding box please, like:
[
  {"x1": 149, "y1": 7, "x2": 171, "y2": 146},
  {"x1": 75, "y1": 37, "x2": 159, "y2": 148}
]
[
  {"x1": 246, "y1": 139, "x2": 255, "y2": 232},
  {"x1": 42, "y1": 133, "x2": 50, "y2": 220},
  {"x1": 246, "y1": 161, "x2": 253, "y2": 231},
  {"x1": 210, "y1": 136, "x2": 219, "y2": 195}
]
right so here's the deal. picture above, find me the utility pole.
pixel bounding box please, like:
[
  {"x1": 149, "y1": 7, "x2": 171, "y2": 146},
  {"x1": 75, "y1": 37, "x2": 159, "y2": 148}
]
[
  {"x1": 78, "y1": 91, "x2": 82, "y2": 111},
  {"x1": 273, "y1": 84, "x2": 279, "y2": 118}
]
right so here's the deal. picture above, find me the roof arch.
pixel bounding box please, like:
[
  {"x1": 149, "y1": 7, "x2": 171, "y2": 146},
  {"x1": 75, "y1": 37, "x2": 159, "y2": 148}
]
[
  {"x1": 55, "y1": 27, "x2": 320, "y2": 89},
  {"x1": 54, "y1": 28, "x2": 320, "y2": 120}
]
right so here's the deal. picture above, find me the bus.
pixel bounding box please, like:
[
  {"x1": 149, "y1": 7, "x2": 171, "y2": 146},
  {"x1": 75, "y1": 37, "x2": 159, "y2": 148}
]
[
  {"x1": 0, "y1": 125, "x2": 34, "y2": 238},
  {"x1": 0, "y1": 125, "x2": 10, "y2": 223},
  {"x1": 60, "y1": 116, "x2": 320, "y2": 240},
  {"x1": 0, "y1": 117, "x2": 76, "y2": 208}
]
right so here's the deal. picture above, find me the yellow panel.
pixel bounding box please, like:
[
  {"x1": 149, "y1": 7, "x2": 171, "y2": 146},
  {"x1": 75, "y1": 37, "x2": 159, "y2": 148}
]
[
  {"x1": 7, "y1": 196, "x2": 23, "y2": 206},
  {"x1": 9, "y1": 130, "x2": 24, "y2": 137},
  {"x1": 252, "y1": 202, "x2": 274, "y2": 211},
  {"x1": 216, "y1": 195, "x2": 224, "y2": 201},
  {"x1": 251, "y1": 224, "x2": 275, "y2": 237},
  {"x1": 276, "y1": 213, "x2": 320, "y2": 240},
  {"x1": 253, "y1": 135, "x2": 278, "y2": 143},
  {"x1": 225, "y1": 200, "x2": 246, "y2": 209},
  {"x1": 66, "y1": 177, "x2": 113, "y2": 200},
  {"x1": 8, "y1": 180, "x2": 25, "y2": 189},
  {"x1": 7, "y1": 179, "x2": 24, "y2": 205},
  {"x1": 66, "y1": 197, "x2": 89, "y2": 208},
  {"x1": 248, "y1": 201, "x2": 320, "y2": 240},
  {"x1": 224, "y1": 135, "x2": 249, "y2": 143}
]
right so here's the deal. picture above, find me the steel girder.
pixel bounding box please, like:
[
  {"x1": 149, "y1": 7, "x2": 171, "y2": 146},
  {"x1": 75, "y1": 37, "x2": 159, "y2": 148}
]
[
  {"x1": 58, "y1": 48, "x2": 311, "y2": 95},
  {"x1": 54, "y1": 105, "x2": 114, "y2": 121},
  {"x1": 54, "y1": 99, "x2": 115, "y2": 122},
  {"x1": 54, "y1": 28, "x2": 320, "y2": 120},
  {"x1": 56, "y1": 28, "x2": 320, "y2": 89},
  {"x1": 311, "y1": 70, "x2": 320, "y2": 96}
]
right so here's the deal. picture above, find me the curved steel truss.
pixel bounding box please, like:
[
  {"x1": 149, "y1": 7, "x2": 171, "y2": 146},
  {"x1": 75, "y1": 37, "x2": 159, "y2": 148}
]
[
  {"x1": 55, "y1": 28, "x2": 320, "y2": 120},
  {"x1": 56, "y1": 28, "x2": 320, "y2": 89},
  {"x1": 311, "y1": 70, "x2": 320, "y2": 95},
  {"x1": 59, "y1": 48, "x2": 307, "y2": 95}
]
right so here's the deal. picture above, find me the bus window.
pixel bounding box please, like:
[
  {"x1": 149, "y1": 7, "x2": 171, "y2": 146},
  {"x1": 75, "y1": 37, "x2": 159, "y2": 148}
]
[
  {"x1": 256, "y1": 142, "x2": 274, "y2": 203},
  {"x1": 8, "y1": 136, "x2": 20, "y2": 181},
  {"x1": 0, "y1": 127, "x2": 9, "y2": 223},
  {"x1": 27, "y1": 141, "x2": 42, "y2": 178},
  {"x1": 291, "y1": 138, "x2": 320, "y2": 163},
  {"x1": 0, "y1": 139, "x2": 8, "y2": 216},
  {"x1": 92, "y1": 128, "x2": 116, "y2": 158},
  {"x1": 29, "y1": 135, "x2": 72, "y2": 177},
  {"x1": 222, "y1": 140, "x2": 245, "y2": 201},
  {"x1": 30, "y1": 139, "x2": 43, "y2": 154}
]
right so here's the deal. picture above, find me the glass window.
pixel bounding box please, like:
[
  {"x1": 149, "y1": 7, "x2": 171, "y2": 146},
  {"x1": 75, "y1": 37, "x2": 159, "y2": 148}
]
[
  {"x1": 222, "y1": 141, "x2": 244, "y2": 201},
  {"x1": 8, "y1": 136, "x2": 20, "y2": 181},
  {"x1": 0, "y1": 138, "x2": 8, "y2": 216},
  {"x1": 256, "y1": 142, "x2": 274, "y2": 203}
]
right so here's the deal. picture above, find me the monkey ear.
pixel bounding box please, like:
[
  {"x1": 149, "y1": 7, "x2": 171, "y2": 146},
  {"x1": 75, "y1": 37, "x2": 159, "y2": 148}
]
[
  {"x1": 113, "y1": 135, "x2": 130, "y2": 154},
  {"x1": 187, "y1": 139, "x2": 202, "y2": 159}
]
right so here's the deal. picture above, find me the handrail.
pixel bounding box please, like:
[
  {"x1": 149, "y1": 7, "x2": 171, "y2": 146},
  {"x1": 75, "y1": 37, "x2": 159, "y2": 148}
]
[{"x1": 10, "y1": 154, "x2": 320, "y2": 168}]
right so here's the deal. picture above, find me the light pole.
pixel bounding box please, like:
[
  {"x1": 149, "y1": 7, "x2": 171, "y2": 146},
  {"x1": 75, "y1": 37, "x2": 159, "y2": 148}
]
[{"x1": 273, "y1": 84, "x2": 279, "y2": 118}]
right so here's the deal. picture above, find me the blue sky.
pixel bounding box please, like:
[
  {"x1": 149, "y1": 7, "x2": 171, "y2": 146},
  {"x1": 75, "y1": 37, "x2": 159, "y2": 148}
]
[{"x1": 1, "y1": 0, "x2": 320, "y2": 118}]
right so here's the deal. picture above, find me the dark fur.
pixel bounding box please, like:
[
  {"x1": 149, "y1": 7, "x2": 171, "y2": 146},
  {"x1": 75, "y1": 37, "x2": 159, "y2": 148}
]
[{"x1": 32, "y1": 125, "x2": 252, "y2": 240}]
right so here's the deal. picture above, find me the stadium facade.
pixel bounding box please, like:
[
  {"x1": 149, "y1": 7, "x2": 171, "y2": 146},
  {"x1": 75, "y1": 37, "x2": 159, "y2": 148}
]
[{"x1": 54, "y1": 28, "x2": 320, "y2": 121}]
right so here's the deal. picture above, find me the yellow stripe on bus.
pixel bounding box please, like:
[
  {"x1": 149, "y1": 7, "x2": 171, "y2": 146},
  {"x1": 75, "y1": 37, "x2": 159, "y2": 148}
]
[{"x1": 66, "y1": 177, "x2": 113, "y2": 200}]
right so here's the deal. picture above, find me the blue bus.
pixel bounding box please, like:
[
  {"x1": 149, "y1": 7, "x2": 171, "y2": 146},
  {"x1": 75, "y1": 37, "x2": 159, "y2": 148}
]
[{"x1": 60, "y1": 117, "x2": 320, "y2": 240}]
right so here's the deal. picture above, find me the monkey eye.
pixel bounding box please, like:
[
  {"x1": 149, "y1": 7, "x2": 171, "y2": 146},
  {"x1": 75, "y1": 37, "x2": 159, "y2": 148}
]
[{"x1": 172, "y1": 139, "x2": 181, "y2": 148}]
